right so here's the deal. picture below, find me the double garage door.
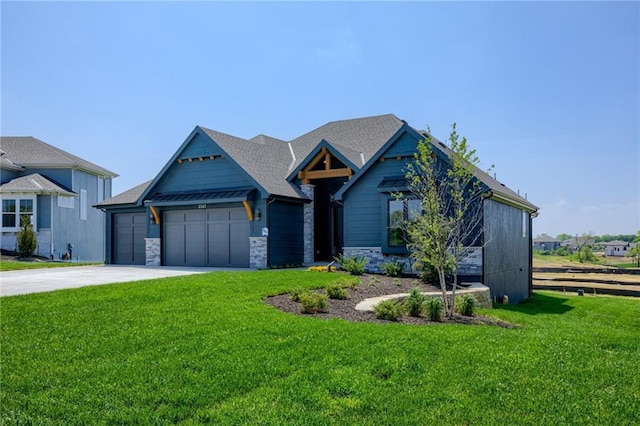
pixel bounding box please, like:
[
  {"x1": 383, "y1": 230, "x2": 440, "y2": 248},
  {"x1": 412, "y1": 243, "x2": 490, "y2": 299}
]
[{"x1": 163, "y1": 207, "x2": 249, "y2": 267}]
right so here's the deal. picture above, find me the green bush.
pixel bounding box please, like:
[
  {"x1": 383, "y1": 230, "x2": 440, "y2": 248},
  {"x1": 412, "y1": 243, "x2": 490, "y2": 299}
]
[
  {"x1": 368, "y1": 276, "x2": 380, "y2": 286},
  {"x1": 334, "y1": 254, "x2": 367, "y2": 276},
  {"x1": 393, "y1": 278, "x2": 401, "y2": 287},
  {"x1": 404, "y1": 287, "x2": 426, "y2": 317},
  {"x1": 326, "y1": 283, "x2": 348, "y2": 300},
  {"x1": 455, "y1": 294, "x2": 476, "y2": 316},
  {"x1": 381, "y1": 261, "x2": 404, "y2": 277},
  {"x1": 290, "y1": 288, "x2": 306, "y2": 302},
  {"x1": 299, "y1": 292, "x2": 328, "y2": 314},
  {"x1": 374, "y1": 300, "x2": 404, "y2": 321},
  {"x1": 424, "y1": 297, "x2": 443, "y2": 322},
  {"x1": 334, "y1": 276, "x2": 360, "y2": 289},
  {"x1": 16, "y1": 215, "x2": 37, "y2": 258}
]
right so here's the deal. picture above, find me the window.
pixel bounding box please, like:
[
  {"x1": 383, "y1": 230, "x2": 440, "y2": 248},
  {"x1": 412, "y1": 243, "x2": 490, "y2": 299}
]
[
  {"x1": 1, "y1": 197, "x2": 35, "y2": 230},
  {"x1": 20, "y1": 199, "x2": 34, "y2": 225},
  {"x1": 522, "y1": 210, "x2": 527, "y2": 238},
  {"x1": 80, "y1": 189, "x2": 87, "y2": 220},
  {"x1": 388, "y1": 198, "x2": 422, "y2": 247},
  {"x1": 2, "y1": 200, "x2": 16, "y2": 228}
]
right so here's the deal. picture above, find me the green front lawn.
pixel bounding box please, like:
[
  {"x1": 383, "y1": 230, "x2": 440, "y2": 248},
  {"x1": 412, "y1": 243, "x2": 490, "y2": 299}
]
[
  {"x1": 2, "y1": 271, "x2": 639, "y2": 425},
  {"x1": 0, "y1": 260, "x2": 102, "y2": 271}
]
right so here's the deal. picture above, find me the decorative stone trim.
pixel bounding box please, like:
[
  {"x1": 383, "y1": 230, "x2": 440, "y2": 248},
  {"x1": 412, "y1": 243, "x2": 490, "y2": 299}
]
[
  {"x1": 145, "y1": 238, "x2": 161, "y2": 266},
  {"x1": 342, "y1": 246, "x2": 482, "y2": 277},
  {"x1": 300, "y1": 184, "x2": 314, "y2": 264},
  {"x1": 250, "y1": 237, "x2": 268, "y2": 269}
]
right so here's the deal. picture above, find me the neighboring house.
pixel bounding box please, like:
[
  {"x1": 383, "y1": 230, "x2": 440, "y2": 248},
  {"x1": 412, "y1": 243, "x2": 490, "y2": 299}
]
[
  {"x1": 0, "y1": 137, "x2": 117, "y2": 261},
  {"x1": 533, "y1": 234, "x2": 561, "y2": 251},
  {"x1": 602, "y1": 240, "x2": 637, "y2": 257},
  {"x1": 561, "y1": 237, "x2": 596, "y2": 251},
  {"x1": 97, "y1": 114, "x2": 538, "y2": 303}
]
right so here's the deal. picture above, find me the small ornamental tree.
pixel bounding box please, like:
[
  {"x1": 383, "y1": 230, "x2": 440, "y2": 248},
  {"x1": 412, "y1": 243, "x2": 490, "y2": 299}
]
[
  {"x1": 16, "y1": 214, "x2": 37, "y2": 258},
  {"x1": 402, "y1": 123, "x2": 487, "y2": 318}
]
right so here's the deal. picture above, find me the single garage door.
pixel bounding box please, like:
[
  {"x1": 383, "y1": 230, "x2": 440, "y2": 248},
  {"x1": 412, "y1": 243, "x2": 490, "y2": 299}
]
[
  {"x1": 113, "y1": 212, "x2": 146, "y2": 265},
  {"x1": 163, "y1": 207, "x2": 249, "y2": 267}
]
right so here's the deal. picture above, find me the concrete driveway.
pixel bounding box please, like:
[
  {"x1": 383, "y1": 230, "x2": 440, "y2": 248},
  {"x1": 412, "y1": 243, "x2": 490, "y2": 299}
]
[{"x1": 0, "y1": 265, "x2": 248, "y2": 297}]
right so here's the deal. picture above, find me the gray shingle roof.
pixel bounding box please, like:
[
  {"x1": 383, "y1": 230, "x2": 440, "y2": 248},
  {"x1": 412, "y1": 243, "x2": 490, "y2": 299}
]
[
  {"x1": 290, "y1": 114, "x2": 405, "y2": 169},
  {"x1": 0, "y1": 136, "x2": 117, "y2": 177},
  {"x1": 95, "y1": 180, "x2": 152, "y2": 207},
  {"x1": 200, "y1": 127, "x2": 304, "y2": 199},
  {"x1": 103, "y1": 114, "x2": 537, "y2": 212},
  {"x1": 0, "y1": 173, "x2": 75, "y2": 195}
]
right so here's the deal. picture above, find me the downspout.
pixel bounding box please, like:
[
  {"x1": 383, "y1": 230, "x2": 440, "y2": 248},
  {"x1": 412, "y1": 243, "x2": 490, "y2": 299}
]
[
  {"x1": 50, "y1": 194, "x2": 55, "y2": 260},
  {"x1": 266, "y1": 197, "x2": 277, "y2": 267}
]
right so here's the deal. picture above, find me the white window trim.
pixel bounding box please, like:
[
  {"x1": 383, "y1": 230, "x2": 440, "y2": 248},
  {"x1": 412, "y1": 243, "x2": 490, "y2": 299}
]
[{"x1": 1, "y1": 193, "x2": 37, "y2": 232}]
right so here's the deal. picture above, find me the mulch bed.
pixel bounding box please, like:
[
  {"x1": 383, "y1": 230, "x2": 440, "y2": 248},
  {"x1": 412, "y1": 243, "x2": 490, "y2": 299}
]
[{"x1": 264, "y1": 273, "x2": 518, "y2": 328}]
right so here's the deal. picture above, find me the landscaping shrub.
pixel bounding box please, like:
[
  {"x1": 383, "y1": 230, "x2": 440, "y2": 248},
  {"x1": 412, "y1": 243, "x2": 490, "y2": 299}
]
[
  {"x1": 381, "y1": 261, "x2": 404, "y2": 277},
  {"x1": 455, "y1": 294, "x2": 476, "y2": 316},
  {"x1": 16, "y1": 215, "x2": 37, "y2": 258},
  {"x1": 374, "y1": 300, "x2": 404, "y2": 321},
  {"x1": 326, "y1": 283, "x2": 348, "y2": 300},
  {"x1": 393, "y1": 278, "x2": 401, "y2": 287},
  {"x1": 299, "y1": 292, "x2": 328, "y2": 314},
  {"x1": 334, "y1": 254, "x2": 367, "y2": 276},
  {"x1": 334, "y1": 276, "x2": 360, "y2": 289},
  {"x1": 424, "y1": 297, "x2": 443, "y2": 321},
  {"x1": 290, "y1": 288, "x2": 306, "y2": 302},
  {"x1": 368, "y1": 276, "x2": 380, "y2": 286},
  {"x1": 405, "y1": 287, "x2": 426, "y2": 317}
]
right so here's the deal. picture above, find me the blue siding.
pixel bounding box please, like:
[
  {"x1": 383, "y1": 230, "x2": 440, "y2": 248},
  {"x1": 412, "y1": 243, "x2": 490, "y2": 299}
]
[
  {"x1": 268, "y1": 201, "x2": 304, "y2": 266},
  {"x1": 483, "y1": 199, "x2": 531, "y2": 304},
  {"x1": 384, "y1": 131, "x2": 421, "y2": 156},
  {"x1": 52, "y1": 170, "x2": 105, "y2": 262},
  {"x1": 23, "y1": 168, "x2": 73, "y2": 189},
  {"x1": 153, "y1": 135, "x2": 251, "y2": 193},
  {"x1": 37, "y1": 195, "x2": 51, "y2": 228},
  {"x1": 343, "y1": 153, "x2": 418, "y2": 248},
  {"x1": 1, "y1": 170, "x2": 20, "y2": 184}
]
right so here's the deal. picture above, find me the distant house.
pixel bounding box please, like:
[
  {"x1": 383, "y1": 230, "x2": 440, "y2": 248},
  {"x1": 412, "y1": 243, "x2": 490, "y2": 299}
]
[
  {"x1": 561, "y1": 237, "x2": 595, "y2": 252},
  {"x1": 533, "y1": 234, "x2": 561, "y2": 251},
  {"x1": 97, "y1": 114, "x2": 538, "y2": 303},
  {"x1": 0, "y1": 137, "x2": 117, "y2": 261},
  {"x1": 602, "y1": 240, "x2": 637, "y2": 257}
]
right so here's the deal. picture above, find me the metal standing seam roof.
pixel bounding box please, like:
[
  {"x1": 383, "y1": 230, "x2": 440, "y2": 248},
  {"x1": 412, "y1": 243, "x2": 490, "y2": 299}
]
[
  {"x1": 0, "y1": 136, "x2": 117, "y2": 177},
  {"x1": 145, "y1": 188, "x2": 253, "y2": 204}
]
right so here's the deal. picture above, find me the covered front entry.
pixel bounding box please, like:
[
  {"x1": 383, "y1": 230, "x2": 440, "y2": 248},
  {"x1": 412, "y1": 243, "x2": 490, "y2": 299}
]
[
  {"x1": 113, "y1": 212, "x2": 146, "y2": 265},
  {"x1": 163, "y1": 207, "x2": 249, "y2": 267}
]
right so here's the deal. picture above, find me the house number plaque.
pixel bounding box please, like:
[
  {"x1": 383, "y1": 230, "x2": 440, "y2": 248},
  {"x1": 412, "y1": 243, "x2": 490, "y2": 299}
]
[{"x1": 198, "y1": 204, "x2": 207, "y2": 209}]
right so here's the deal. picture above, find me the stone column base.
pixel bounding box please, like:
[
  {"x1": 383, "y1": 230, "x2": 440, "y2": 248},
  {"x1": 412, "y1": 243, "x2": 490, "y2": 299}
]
[
  {"x1": 145, "y1": 238, "x2": 161, "y2": 266},
  {"x1": 250, "y1": 237, "x2": 267, "y2": 269}
]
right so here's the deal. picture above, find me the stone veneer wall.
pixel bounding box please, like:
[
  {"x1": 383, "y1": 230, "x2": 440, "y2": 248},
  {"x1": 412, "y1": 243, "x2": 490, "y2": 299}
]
[
  {"x1": 145, "y1": 237, "x2": 161, "y2": 266},
  {"x1": 250, "y1": 237, "x2": 267, "y2": 269},
  {"x1": 342, "y1": 246, "x2": 483, "y2": 276},
  {"x1": 300, "y1": 184, "x2": 314, "y2": 264}
]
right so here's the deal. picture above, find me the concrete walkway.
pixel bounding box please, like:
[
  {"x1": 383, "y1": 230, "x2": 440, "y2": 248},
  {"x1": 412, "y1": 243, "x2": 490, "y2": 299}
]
[{"x1": 0, "y1": 265, "x2": 249, "y2": 297}]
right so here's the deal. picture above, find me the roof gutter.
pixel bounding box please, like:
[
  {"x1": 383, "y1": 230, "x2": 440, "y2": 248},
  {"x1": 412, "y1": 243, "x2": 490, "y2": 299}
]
[{"x1": 484, "y1": 190, "x2": 539, "y2": 215}]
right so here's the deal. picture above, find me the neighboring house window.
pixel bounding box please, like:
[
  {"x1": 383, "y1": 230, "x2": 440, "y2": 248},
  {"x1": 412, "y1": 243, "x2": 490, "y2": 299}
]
[
  {"x1": 57, "y1": 196, "x2": 74, "y2": 209},
  {"x1": 1, "y1": 197, "x2": 35, "y2": 230},
  {"x1": 80, "y1": 189, "x2": 87, "y2": 220},
  {"x1": 2, "y1": 200, "x2": 16, "y2": 228},
  {"x1": 388, "y1": 198, "x2": 421, "y2": 247},
  {"x1": 97, "y1": 178, "x2": 104, "y2": 202}
]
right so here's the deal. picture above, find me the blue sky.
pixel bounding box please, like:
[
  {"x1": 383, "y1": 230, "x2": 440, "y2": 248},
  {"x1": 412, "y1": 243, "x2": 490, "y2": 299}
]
[{"x1": 2, "y1": 1, "x2": 638, "y2": 237}]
